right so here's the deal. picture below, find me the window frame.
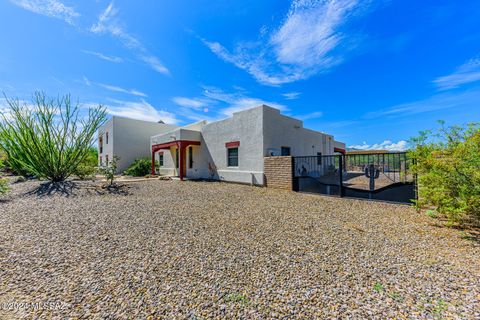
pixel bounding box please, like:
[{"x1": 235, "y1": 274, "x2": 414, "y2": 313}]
[
  {"x1": 99, "y1": 136, "x2": 103, "y2": 154},
  {"x1": 159, "y1": 152, "x2": 164, "y2": 167},
  {"x1": 227, "y1": 147, "x2": 239, "y2": 167},
  {"x1": 317, "y1": 152, "x2": 322, "y2": 165},
  {"x1": 188, "y1": 146, "x2": 193, "y2": 169}
]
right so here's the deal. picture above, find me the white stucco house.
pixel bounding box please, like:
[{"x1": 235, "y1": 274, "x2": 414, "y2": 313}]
[
  {"x1": 98, "y1": 105, "x2": 346, "y2": 182},
  {"x1": 149, "y1": 105, "x2": 346, "y2": 185},
  {"x1": 98, "y1": 116, "x2": 176, "y2": 172}
]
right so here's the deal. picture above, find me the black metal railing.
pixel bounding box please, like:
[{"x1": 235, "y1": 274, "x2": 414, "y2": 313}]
[{"x1": 292, "y1": 152, "x2": 416, "y2": 203}]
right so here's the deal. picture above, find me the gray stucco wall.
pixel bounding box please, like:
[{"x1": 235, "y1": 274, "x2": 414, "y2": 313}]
[
  {"x1": 98, "y1": 117, "x2": 176, "y2": 173},
  {"x1": 262, "y1": 106, "x2": 334, "y2": 157}
]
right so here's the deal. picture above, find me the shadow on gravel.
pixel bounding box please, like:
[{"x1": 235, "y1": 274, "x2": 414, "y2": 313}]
[
  {"x1": 27, "y1": 181, "x2": 80, "y2": 197},
  {"x1": 431, "y1": 222, "x2": 480, "y2": 245},
  {"x1": 26, "y1": 181, "x2": 132, "y2": 197},
  {"x1": 95, "y1": 183, "x2": 131, "y2": 196}
]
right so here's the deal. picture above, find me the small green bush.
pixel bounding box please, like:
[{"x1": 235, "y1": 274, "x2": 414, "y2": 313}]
[
  {"x1": 99, "y1": 155, "x2": 119, "y2": 186},
  {"x1": 124, "y1": 158, "x2": 152, "y2": 177},
  {"x1": 0, "y1": 177, "x2": 9, "y2": 194},
  {"x1": 74, "y1": 147, "x2": 98, "y2": 180},
  {"x1": 409, "y1": 121, "x2": 480, "y2": 225}
]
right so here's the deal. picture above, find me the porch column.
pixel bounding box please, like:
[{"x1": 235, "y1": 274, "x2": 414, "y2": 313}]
[
  {"x1": 151, "y1": 148, "x2": 156, "y2": 175},
  {"x1": 178, "y1": 142, "x2": 186, "y2": 181}
]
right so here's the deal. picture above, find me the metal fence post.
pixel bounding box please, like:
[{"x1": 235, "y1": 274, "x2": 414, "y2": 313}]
[{"x1": 339, "y1": 155, "x2": 344, "y2": 197}]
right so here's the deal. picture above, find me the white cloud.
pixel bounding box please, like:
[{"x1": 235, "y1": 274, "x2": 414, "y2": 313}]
[
  {"x1": 9, "y1": 0, "x2": 79, "y2": 25},
  {"x1": 282, "y1": 92, "x2": 301, "y2": 100},
  {"x1": 105, "y1": 99, "x2": 177, "y2": 124},
  {"x1": 90, "y1": 2, "x2": 169, "y2": 75},
  {"x1": 202, "y1": 0, "x2": 371, "y2": 85},
  {"x1": 433, "y1": 57, "x2": 480, "y2": 90},
  {"x1": 297, "y1": 111, "x2": 323, "y2": 120},
  {"x1": 171, "y1": 86, "x2": 288, "y2": 120},
  {"x1": 172, "y1": 97, "x2": 209, "y2": 109},
  {"x1": 98, "y1": 83, "x2": 147, "y2": 98},
  {"x1": 82, "y1": 50, "x2": 123, "y2": 63},
  {"x1": 365, "y1": 87, "x2": 480, "y2": 119},
  {"x1": 349, "y1": 140, "x2": 408, "y2": 151},
  {"x1": 139, "y1": 55, "x2": 170, "y2": 75},
  {"x1": 83, "y1": 76, "x2": 91, "y2": 86},
  {"x1": 202, "y1": 86, "x2": 288, "y2": 116}
]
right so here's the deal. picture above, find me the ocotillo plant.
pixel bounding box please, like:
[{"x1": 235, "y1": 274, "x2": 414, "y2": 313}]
[
  {"x1": 0, "y1": 92, "x2": 107, "y2": 182},
  {"x1": 365, "y1": 164, "x2": 380, "y2": 191}
]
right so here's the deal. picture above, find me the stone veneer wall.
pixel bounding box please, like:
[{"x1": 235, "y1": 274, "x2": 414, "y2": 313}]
[{"x1": 264, "y1": 156, "x2": 293, "y2": 190}]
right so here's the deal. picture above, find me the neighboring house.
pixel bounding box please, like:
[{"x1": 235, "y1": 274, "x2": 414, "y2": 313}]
[
  {"x1": 98, "y1": 116, "x2": 177, "y2": 173},
  {"x1": 150, "y1": 105, "x2": 346, "y2": 185}
]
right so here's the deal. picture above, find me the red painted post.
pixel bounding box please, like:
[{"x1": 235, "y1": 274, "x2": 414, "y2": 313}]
[{"x1": 151, "y1": 148, "x2": 156, "y2": 175}]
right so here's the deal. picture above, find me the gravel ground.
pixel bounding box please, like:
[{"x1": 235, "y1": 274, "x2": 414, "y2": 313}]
[{"x1": 0, "y1": 179, "x2": 479, "y2": 319}]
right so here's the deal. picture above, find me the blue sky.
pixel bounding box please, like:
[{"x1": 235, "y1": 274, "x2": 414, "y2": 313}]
[{"x1": 1, "y1": 0, "x2": 479, "y2": 150}]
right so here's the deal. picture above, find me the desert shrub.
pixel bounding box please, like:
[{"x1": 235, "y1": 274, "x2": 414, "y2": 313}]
[
  {"x1": 99, "y1": 155, "x2": 119, "y2": 186},
  {"x1": 74, "y1": 147, "x2": 98, "y2": 179},
  {"x1": 0, "y1": 92, "x2": 106, "y2": 182},
  {"x1": 124, "y1": 158, "x2": 152, "y2": 177},
  {"x1": 0, "y1": 177, "x2": 9, "y2": 194},
  {"x1": 409, "y1": 121, "x2": 480, "y2": 224}
]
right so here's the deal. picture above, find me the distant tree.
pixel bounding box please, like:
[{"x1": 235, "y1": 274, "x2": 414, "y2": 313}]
[{"x1": 0, "y1": 92, "x2": 107, "y2": 182}]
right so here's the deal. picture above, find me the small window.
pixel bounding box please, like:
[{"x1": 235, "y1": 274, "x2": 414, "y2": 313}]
[
  {"x1": 99, "y1": 136, "x2": 103, "y2": 154},
  {"x1": 227, "y1": 147, "x2": 238, "y2": 167},
  {"x1": 99, "y1": 156, "x2": 102, "y2": 166},
  {"x1": 106, "y1": 132, "x2": 109, "y2": 144},
  {"x1": 105, "y1": 154, "x2": 109, "y2": 166},
  {"x1": 188, "y1": 147, "x2": 193, "y2": 169},
  {"x1": 159, "y1": 153, "x2": 164, "y2": 167},
  {"x1": 317, "y1": 152, "x2": 322, "y2": 165},
  {"x1": 175, "y1": 148, "x2": 179, "y2": 168},
  {"x1": 281, "y1": 146, "x2": 291, "y2": 156}
]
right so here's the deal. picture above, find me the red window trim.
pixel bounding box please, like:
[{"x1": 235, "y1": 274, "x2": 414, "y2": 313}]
[{"x1": 225, "y1": 141, "x2": 240, "y2": 148}]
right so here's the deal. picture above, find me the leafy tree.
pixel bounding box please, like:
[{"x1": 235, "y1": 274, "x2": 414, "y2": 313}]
[
  {"x1": 0, "y1": 92, "x2": 107, "y2": 182},
  {"x1": 409, "y1": 121, "x2": 480, "y2": 224},
  {"x1": 124, "y1": 158, "x2": 152, "y2": 177}
]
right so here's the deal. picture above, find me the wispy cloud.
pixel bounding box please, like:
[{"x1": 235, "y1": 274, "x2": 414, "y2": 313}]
[
  {"x1": 202, "y1": 0, "x2": 372, "y2": 85},
  {"x1": 202, "y1": 86, "x2": 288, "y2": 116},
  {"x1": 9, "y1": 0, "x2": 80, "y2": 25},
  {"x1": 282, "y1": 92, "x2": 301, "y2": 100},
  {"x1": 90, "y1": 2, "x2": 169, "y2": 75},
  {"x1": 297, "y1": 111, "x2": 323, "y2": 120},
  {"x1": 82, "y1": 50, "x2": 123, "y2": 63},
  {"x1": 365, "y1": 87, "x2": 480, "y2": 119},
  {"x1": 98, "y1": 83, "x2": 147, "y2": 98},
  {"x1": 349, "y1": 140, "x2": 408, "y2": 151},
  {"x1": 433, "y1": 56, "x2": 480, "y2": 90},
  {"x1": 82, "y1": 76, "x2": 91, "y2": 86},
  {"x1": 172, "y1": 97, "x2": 209, "y2": 110},
  {"x1": 172, "y1": 86, "x2": 288, "y2": 119},
  {"x1": 105, "y1": 99, "x2": 177, "y2": 124}
]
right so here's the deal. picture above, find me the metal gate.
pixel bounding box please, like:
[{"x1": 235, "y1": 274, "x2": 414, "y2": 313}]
[{"x1": 293, "y1": 152, "x2": 417, "y2": 204}]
